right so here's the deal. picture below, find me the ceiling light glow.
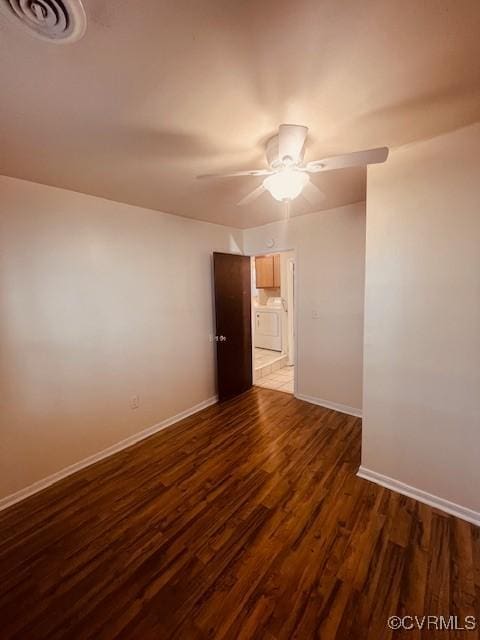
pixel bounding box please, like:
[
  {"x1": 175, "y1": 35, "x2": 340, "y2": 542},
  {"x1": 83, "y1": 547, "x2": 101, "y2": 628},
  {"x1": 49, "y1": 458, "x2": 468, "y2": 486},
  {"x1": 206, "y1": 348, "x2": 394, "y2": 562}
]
[{"x1": 263, "y1": 169, "x2": 309, "y2": 202}]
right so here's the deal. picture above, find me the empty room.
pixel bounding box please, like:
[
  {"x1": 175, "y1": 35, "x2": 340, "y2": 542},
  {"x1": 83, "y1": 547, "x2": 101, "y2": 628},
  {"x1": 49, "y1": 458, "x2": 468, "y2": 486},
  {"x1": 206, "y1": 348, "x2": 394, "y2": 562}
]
[{"x1": 1, "y1": 1, "x2": 479, "y2": 638}]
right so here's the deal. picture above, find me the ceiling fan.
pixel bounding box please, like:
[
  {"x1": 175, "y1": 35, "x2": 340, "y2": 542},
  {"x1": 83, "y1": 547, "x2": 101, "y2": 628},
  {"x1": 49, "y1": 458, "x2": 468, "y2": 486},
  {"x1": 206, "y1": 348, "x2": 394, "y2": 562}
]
[{"x1": 198, "y1": 124, "x2": 389, "y2": 207}]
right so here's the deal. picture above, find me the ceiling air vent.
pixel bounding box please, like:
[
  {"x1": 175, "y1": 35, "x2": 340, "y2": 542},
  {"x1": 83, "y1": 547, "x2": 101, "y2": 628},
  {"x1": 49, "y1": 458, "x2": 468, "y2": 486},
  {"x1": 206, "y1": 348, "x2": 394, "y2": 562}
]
[{"x1": 0, "y1": 0, "x2": 86, "y2": 43}]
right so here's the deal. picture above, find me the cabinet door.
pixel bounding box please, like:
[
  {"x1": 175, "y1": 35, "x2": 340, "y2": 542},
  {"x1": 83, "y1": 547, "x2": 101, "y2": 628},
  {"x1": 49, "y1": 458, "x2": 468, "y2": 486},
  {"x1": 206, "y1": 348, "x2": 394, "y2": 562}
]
[
  {"x1": 273, "y1": 254, "x2": 281, "y2": 288},
  {"x1": 255, "y1": 255, "x2": 274, "y2": 288}
]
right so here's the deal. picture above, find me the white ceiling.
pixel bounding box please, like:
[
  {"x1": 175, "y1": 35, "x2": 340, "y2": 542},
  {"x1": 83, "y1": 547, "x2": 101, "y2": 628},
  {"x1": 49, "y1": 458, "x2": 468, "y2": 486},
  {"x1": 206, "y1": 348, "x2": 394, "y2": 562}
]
[{"x1": 0, "y1": 0, "x2": 479, "y2": 228}]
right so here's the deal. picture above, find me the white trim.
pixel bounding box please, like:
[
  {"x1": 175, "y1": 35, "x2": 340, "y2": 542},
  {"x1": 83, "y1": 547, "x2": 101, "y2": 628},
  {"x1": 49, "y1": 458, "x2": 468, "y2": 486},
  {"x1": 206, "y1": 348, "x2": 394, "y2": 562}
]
[
  {"x1": 357, "y1": 466, "x2": 480, "y2": 527},
  {"x1": 0, "y1": 396, "x2": 218, "y2": 512},
  {"x1": 295, "y1": 393, "x2": 362, "y2": 418},
  {"x1": 286, "y1": 257, "x2": 295, "y2": 367}
]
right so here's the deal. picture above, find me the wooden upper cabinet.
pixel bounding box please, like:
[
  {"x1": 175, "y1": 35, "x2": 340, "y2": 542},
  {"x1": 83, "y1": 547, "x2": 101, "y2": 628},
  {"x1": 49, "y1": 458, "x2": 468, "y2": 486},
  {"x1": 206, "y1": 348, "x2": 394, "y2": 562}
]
[
  {"x1": 255, "y1": 255, "x2": 273, "y2": 288},
  {"x1": 255, "y1": 254, "x2": 280, "y2": 289}
]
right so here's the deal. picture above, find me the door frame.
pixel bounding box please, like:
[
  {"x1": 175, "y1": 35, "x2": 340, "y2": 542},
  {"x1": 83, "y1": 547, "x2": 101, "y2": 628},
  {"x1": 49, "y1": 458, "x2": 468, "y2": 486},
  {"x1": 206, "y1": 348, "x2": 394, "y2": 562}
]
[
  {"x1": 286, "y1": 256, "x2": 295, "y2": 366},
  {"x1": 248, "y1": 247, "x2": 299, "y2": 396}
]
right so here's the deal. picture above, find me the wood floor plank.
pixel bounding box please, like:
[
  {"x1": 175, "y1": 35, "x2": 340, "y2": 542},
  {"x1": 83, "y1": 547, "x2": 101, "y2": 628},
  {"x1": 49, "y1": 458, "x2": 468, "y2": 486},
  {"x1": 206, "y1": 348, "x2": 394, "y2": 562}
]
[{"x1": 0, "y1": 387, "x2": 478, "y2": 639}]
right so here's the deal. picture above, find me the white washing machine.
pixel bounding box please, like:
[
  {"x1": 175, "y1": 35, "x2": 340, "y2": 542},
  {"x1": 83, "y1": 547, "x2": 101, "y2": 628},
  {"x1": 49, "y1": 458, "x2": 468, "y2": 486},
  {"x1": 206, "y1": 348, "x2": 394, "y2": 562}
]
[{"x1": 254, "y1": 304, "x2": 282, "y2": 351}]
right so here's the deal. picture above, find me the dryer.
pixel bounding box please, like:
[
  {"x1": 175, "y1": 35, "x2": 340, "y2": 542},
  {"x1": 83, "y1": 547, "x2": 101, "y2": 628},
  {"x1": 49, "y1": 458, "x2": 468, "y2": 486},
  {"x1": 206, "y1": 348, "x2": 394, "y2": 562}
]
[{"x1": 254, "y1": 305, "x2": 282, "y2": 351}]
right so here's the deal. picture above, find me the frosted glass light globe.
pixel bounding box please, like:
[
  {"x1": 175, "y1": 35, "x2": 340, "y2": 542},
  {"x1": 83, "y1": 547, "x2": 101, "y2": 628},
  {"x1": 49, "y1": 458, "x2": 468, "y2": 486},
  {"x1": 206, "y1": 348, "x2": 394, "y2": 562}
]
[{"x1": 263, "y1": 169, "x2": 309, "y2": 201}]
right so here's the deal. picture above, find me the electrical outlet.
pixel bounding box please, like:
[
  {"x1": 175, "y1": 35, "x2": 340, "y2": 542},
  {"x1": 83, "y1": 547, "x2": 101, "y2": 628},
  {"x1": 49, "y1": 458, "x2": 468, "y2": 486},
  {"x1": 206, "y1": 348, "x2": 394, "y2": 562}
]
[
  {"x1": 312, "y1": 310, "x2": 321, "y2": 319},
  {"x1": 130, "y1": 395, "x2": 140, "y2": 409}
]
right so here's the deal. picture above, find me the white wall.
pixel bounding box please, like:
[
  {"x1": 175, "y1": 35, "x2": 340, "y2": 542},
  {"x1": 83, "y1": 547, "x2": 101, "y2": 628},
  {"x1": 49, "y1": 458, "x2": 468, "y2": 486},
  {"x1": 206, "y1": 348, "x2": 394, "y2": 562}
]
[
  {"x1": 244, "y1": 203, "x2": 366, "y2": 413},
  {"x1": 362, "y1": 123, "x2": 480, "y2": 516},
  {"x1": 0, "y1": 176, "x2": 242, "y2": 500}
]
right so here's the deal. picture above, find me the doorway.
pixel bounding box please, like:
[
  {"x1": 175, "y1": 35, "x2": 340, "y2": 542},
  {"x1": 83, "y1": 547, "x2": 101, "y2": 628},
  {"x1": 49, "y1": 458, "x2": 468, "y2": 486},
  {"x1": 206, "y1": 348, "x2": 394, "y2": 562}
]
[{"x1": 251, "y1": 251, "x2": 296, "y2": 394}]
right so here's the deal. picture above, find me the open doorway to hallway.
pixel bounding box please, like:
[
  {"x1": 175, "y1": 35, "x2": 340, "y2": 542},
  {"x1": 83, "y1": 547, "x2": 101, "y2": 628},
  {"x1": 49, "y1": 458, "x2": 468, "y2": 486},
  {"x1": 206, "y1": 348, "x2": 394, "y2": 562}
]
[{"x1": 251, "y1": 251, "x2": 295, "y2": 394}]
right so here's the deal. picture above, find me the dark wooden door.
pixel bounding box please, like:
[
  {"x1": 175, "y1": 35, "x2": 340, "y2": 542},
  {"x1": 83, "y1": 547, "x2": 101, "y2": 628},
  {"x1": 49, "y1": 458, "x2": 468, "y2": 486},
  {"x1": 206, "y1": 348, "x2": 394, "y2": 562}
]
[{"x1": 213, "y1": 252, "x2": 252, "y2": 401}]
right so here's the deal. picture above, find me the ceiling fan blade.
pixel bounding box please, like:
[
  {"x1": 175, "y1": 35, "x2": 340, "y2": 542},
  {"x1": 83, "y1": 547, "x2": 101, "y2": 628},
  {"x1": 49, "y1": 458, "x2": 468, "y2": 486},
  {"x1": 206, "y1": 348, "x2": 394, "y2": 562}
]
[
  {"x1": 302, "y1": 180, "x2": 325, "y2": 206},
  {"x1": 237, "y1": 184, "x2": 266, "y2": 206},
  {"x1": 197, "y1": 169, "x2": 273, "y2": 179},
  {"x1": 278, "y1": 124, "x2": 308, "y2": 164},
  {"x1": 306, "y1": 146, "x2": 389, "y2": 173}
]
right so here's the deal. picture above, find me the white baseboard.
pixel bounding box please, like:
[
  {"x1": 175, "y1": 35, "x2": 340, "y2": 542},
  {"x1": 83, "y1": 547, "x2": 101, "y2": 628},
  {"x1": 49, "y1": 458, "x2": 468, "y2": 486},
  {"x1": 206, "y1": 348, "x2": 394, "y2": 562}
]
[
  {"x1": 295, "y1": 393, "x2": 362, "y2": 418},
  {"x1": 357, "y1": 466, "x2": 480, "y2": 527},
  {"x1": 0, "y1": 395, "x2": 218, "y2": 513}
]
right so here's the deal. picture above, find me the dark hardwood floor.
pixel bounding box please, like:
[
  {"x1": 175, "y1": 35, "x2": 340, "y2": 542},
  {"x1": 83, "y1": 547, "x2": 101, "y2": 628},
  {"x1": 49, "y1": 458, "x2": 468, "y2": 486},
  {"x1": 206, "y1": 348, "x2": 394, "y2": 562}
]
[{"x1": 0, "y1": 387, "x2": 479, "y2": 639}]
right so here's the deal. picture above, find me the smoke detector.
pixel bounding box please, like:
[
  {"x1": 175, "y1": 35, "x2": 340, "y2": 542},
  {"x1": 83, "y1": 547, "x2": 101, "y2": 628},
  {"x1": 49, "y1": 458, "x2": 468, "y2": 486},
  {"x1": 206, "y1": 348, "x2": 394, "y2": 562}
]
[{"x1": 0, "y1": 0, "x2": 87, "y2": 43}]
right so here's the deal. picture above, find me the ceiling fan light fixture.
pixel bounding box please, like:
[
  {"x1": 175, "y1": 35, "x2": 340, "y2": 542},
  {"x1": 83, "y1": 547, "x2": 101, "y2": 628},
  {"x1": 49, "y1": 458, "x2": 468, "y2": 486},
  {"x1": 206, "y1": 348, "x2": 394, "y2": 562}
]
[{"x1": 263, "y1": 169, "x2": 309, "y2": 202}]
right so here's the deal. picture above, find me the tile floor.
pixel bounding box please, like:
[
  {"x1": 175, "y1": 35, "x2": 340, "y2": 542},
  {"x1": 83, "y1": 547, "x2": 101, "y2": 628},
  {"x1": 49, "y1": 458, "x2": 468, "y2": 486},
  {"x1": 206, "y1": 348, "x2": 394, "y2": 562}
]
[
  {"x1": 254, "y1": 348, "x2": 288, "y2": 383},
  {"x1": 255, "y1": 364, "x2": 294, "y2": 394},
  {"x1": 254, "y1": 348, "x2": 283, "y2": 368}
]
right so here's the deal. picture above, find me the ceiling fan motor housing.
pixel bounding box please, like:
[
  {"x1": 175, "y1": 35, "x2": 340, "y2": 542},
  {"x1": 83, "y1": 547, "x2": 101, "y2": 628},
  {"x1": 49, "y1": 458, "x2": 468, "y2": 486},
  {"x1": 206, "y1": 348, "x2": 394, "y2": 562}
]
[{"x1": 266, "y1": 134, "x2": 306, "y2": 169}]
